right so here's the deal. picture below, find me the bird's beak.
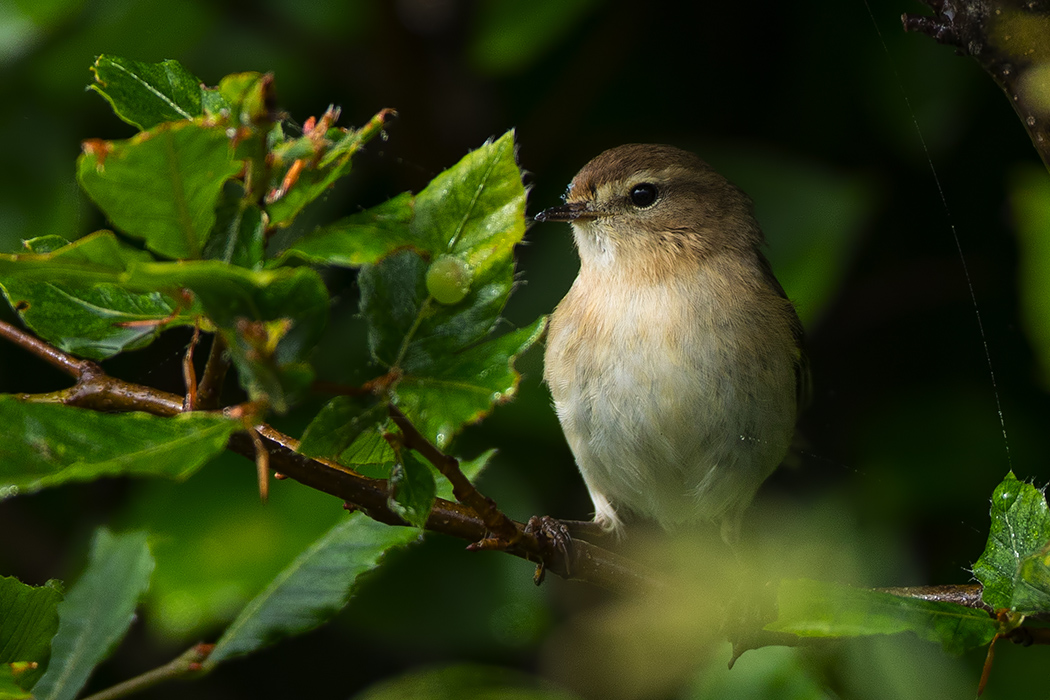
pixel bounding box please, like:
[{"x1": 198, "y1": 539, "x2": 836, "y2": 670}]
[{"x1": 534, "y1": 201, "x2": 599, "y2": 223}]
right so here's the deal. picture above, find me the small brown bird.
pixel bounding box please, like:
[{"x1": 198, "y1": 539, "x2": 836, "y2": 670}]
[{"x1": 536, "y1": 144, "x2": 806, "y2": 542}]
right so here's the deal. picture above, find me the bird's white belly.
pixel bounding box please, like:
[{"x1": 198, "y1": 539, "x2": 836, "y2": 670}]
[{"x1": 546, "y1": 278, "x2": 795, "y2": 530}]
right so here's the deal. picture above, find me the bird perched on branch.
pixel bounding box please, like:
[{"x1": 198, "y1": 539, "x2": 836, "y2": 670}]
[{"x1": 536, "y1": 144, "x2": 806, "y2": 543}]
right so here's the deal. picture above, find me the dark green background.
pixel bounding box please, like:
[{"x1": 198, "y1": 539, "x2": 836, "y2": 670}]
[{"x1": 1, "y1": 0, "x2": 1049, "y2": 697}]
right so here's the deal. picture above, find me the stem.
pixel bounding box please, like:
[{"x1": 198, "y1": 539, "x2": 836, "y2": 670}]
[
  {"x1": 388, "y1": 403, "x2": 523, "y2": 545},
  {"x1": 80, "y1": 644, "x2": 212, "y2": 700},
  {"x1": 196, "y1": 333, "x2": 230, "y2": 410},
  {"x1": 0, "y1": 318, "x2": 92, "y2": 378}
]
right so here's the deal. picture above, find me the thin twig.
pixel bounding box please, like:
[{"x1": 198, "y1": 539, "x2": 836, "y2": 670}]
[
  {"x1": 388, "y1": 403, "x2": 524, "y2": 545},
  {"x1": 876, "y1": 584, "x2": 991, "y2": 612},
  {"x1": 0, "y1": 318, "x2": 94, "y2": 378},
  {"x1": 80, "y1": 643, "x2": 212, "y2": 700},
  {"x1": 196, "y1": 334, "x2": 230, "y2": 410}
]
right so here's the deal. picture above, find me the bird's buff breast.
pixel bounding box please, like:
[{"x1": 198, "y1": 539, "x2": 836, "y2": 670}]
[{"x1": 544, "y1": 270, "x2": 797, "y2": 527}]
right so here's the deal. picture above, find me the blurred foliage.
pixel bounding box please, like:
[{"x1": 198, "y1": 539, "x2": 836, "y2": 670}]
[{"x1": 0, "y1": 0, "x2": 1049, "y2": 698}]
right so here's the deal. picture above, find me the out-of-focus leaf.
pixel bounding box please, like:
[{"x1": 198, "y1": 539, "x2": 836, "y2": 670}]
[
  {"x1": 718, "y1": 151, "x2": 874, "y2": 327},
  {"x1": 88, "y1": 55, "x2": 204, "y2": 130},
  {"x1": 274, "y1": 192, "x2": 416, "y2": 267},
  {"x1": 0, "y1": 577, "x2": 62, "y2": 690},
  {"x1": 77, "y1": 121, "x2": 242, "y2": 259},
  {"x1": 1010, "y1": 165, "x2": 1050, "y2": 391},
  {"x1": 265, "y1": 109, "x2": 391, "y2": 228},
  {"x1": 388, "y1": 450, "x2": 436, "y2": 529},
  {"x1": 298, "y1": 396, "x2": 386, "y2": 461},
  {"x1": 205, "y1": 512, "x2": 418, "y2": 668},
  {"x1": 0, "y1": 398, "x2": 239, "y2": 500},
  {"x1": 0, "y1": 232, "x2": 191, "y2": 360},
  {"x1": 765, "y1": 579, "x2": 996, "y2": 655},
  {"x1": 352, "y1": 663, "x2": 582, "y2": 700},
  {"x1": 1014, "y1": 544, "x2": 1050, "y2": 612},
  {"x1": 972, "y1": 471, "x2": 1050, "y2": 612},
  {"x1": 0, "y1": 665, "x2": 33, "y2": 699},
  {"x1": 124, "y1": 261, "x2": 329, "y2": 412},
  {"x1": 213, "y1": 72, "x2": 271, "y2": 127},
  {"x1": 468, "y1": 0, "x2": 600, "y2": 76},
  {"x1": 33, "y1": 529, "x2": 154, "y2": 700}
]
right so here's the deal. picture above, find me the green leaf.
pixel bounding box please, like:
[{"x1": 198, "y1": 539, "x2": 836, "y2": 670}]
[
  {"x1": 212, "y1": 72, "x2": 271, "y2": 127},
  {"x1": 972, "y1": 472, "x2": 1050, "y2": 612},
  {"x1": 0, "y1": 232, "x2": 191, "y2": 360},
  {"x1": 352, "y1": 664, "x2": 581, "y2": 700},
  {"x1": 88, "y1": 55, "x2": 204, "y2": 130},
  {"x1": 1014, "y1": 544, "x2": 1050, "y2": 612},
  {"x1": 265, "y1": 109, "x2": 391, "y2": 228},
  {"x1": 412, "y1": 130, "x2": 525, "y2": 279},
  {"x1": 0, "y1": 665, "x2": 34, "y2": 699},
  {"x1": 202, "y1": 185, "x2": 265, "y2": 269},
  {"x1": 298, "y1": 396, "x2": 386, "y2": 461},
  {"x1": 765, "y1": 579, "x2": 996, "y2": 655},
  {"x1": 394, "y1": 317, "x2": 546, "y2": 450},
  {"x1": 33, "y1": 529, "x2": 154, "y2": 700},
  {"x1": 0, "y1": 577, "x2": 63, "y2": 690},
  {"x1": 125, "y1": 261, "x2": 328, "y2": 411},
  {"x1": 388, "y1": 450, "x2": 436, "y2": 529},
  {"x1": 77, "y1": 121, "x2": 242, "y2": 259},
  {"x1": 286, "y1": 131, "x2": 540, "y2": 446},
  {"x1": 274, "y1": 192, "x2": 416, "y2": 267},
  {"x1": 0, "y1": 398, "x2": 240, "y2": 500},
  {"x1": 205, "y1": 512, "x2": 418, "y2": 668},
  {"x1": 354, "y1": 132, "x2": 540, "y2": 444}
]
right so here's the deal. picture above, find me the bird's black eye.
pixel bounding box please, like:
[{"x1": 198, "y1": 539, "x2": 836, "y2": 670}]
[{"x1": 629, "y1": 182, "x2": 658, "y2": 208}]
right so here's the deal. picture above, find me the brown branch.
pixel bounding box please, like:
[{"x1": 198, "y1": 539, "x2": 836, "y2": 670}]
[
  {"x1": 903, "y1": 0, "x2": 1050, "y2": 171},
  {"x1": 388, "y1": 403, "x2": 525, "y2": 546},
  {"x1": 876, "y1": 583, "x2": 992, "y2": 611},
  {"x1": 196, "y1": 334, "x2": 230, "y2": 410},
  {"x1": 0, "y1": 318, "x2": 95, "y2": 379},
  {"x1": 0, "y1": 318, "x2": 656, "y2": 594}
]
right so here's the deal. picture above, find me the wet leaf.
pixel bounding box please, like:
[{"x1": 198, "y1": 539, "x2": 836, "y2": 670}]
[
  {"x1": 972, "y1": 472, "x2": 1050, "y2": 612},
  {"x1": 266, "y1": 110, "x2": 391, "y2": 228},
  {"x1": 297, "y1": 395, "x2": 386, "y2": 461}
]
